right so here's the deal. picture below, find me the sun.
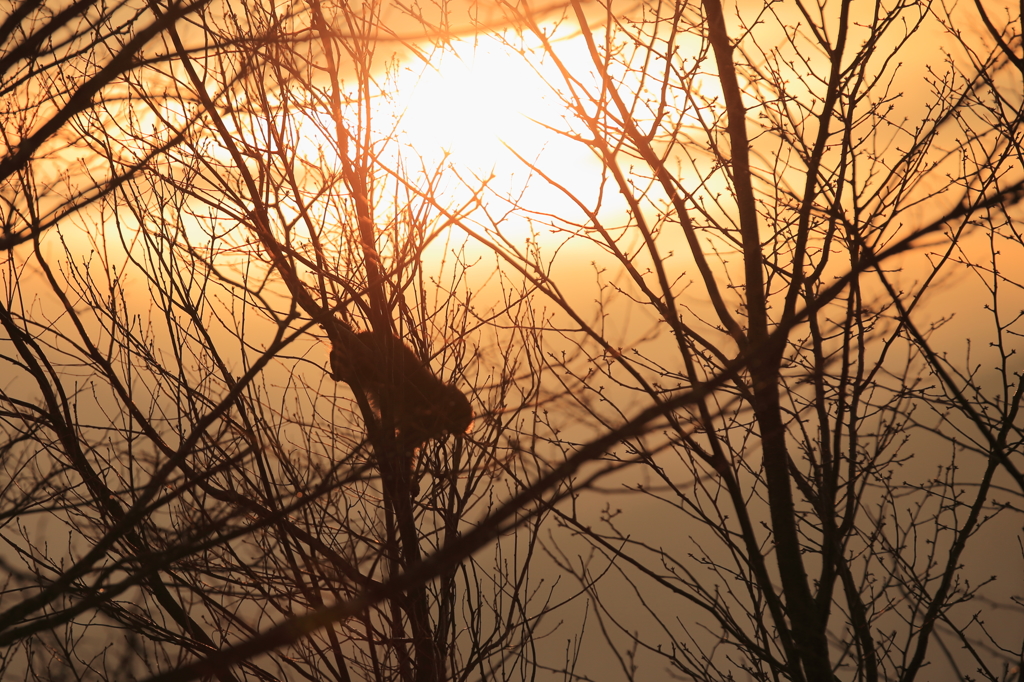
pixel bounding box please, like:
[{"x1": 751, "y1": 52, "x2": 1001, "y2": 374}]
[
  {"x1": 396, "y1": 41, "x2": 557, "y2": 171},
  {"x1": 390, "y1": 37, "x2": 614, "y2": 245}
]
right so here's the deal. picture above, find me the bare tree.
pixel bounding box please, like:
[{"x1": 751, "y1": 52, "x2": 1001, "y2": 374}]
[
  {"x1": 449, "y1": 0, "x2": 1024, "y2": 680},
  {"x1": 0, "y1": 0, "x2": 554, "y2": 680},
  {"x1": 3, "y1": 0, "x2": 1024, "y2": 681}
]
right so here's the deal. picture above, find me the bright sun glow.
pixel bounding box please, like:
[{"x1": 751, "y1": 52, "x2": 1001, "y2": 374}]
[
  {"x1": 399, "y1": 46, "x2": 532, "y2": 165},
  {"x1": 388, "y1": 37, "x2": 614, "y2": 250},
  {"x1": 397, "y1": 43, "x2": 553, "y2": 171}
]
